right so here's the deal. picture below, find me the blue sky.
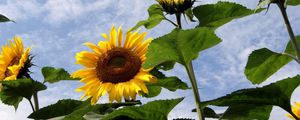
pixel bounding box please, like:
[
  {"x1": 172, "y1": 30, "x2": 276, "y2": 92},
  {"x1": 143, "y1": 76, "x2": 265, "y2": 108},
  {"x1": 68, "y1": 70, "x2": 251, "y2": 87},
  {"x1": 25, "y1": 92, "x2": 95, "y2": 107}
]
[{"x1": 0, "y1": 0, "x2": 299, "y2": 120}]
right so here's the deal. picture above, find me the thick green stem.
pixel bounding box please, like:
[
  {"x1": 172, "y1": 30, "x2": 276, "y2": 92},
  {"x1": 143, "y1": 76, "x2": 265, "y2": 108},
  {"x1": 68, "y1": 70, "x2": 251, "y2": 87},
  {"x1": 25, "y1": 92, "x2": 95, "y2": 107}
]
[
  {"x1": 185, "y1": 62, "x2": 204, "y2": 120},
  {"x1": 278, "y1": 3, "x2": 300, "y2": 62},
  {"x1": 25, "y1": 73, "x2": 40, "y2": 111},
  {"x1": 33, "y1": 92, "x2": 39, "y2": 111},
  {"x1": 175, "y1": 12, "x2": 204, "y2": 120},
  {"x1": 175, "y1": 13, "x2": 182, "y2": 29}
]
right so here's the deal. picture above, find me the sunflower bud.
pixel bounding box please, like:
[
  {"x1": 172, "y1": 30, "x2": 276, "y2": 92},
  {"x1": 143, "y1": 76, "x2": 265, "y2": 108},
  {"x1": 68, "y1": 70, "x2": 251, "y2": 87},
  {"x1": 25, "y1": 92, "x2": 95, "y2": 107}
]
[{"x1": 157, "y1": 0, "x2": 195, "y2": 14}]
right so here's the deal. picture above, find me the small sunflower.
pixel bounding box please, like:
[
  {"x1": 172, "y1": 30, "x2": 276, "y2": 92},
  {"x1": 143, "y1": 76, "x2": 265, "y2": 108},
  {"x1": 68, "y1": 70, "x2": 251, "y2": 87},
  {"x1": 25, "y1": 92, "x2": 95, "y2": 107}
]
[
  {"x1": 157, "y1": 0, "x2": 195, "y2": 14},
  {"x1": 287, "y1": 102, "x2": 300, "y2": 119},
  {"x1": 0, "y1": 37, "x2": 31, "y2": 81},
  {"x1": 72, "y1": 25, "x2": 156, "y2": 104}
]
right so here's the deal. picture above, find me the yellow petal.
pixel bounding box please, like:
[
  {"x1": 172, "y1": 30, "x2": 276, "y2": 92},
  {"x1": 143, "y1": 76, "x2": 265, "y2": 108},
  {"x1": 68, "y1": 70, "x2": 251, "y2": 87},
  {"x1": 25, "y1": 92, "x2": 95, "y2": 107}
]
[
  {"x1": 109, "y1": 25, "x2": 117, "y2": 47},
  {"x1": 117, "y1": 26, "x2": 123, "y2": 47},
  {"x1": 84, "y1": 42, "x2": 103, "y2": 55}
]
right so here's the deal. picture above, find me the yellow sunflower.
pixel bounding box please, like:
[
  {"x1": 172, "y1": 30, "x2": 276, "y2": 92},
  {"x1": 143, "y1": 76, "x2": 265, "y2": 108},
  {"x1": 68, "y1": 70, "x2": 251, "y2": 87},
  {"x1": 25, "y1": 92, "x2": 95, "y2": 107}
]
[
  {"x1": 287, "y1": 102, "x2": 300, "y2": 119},
  {"x1": 72, "y1": 25, "x2": 156, "y2": 104},
  {"x1": 0, "y1": 36, "x2": 30, "y2": 80}
]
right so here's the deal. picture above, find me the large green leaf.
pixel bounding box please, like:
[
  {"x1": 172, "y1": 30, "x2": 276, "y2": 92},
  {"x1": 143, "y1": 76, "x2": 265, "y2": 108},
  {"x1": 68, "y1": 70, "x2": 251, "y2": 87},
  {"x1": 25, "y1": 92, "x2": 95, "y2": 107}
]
[
  {"x1": 0, "y1": 79, "x2": 46, "y2": 109},
  {"x1": 221, "y1": 105, "x2": 272, "y2": 120},
  {"x1": 193, "y1": 1, "x2": 263, "y2": 28},
  {"x1": 28, "y1": 99, "x2": 141, "y2": 119},
  {"x1": 131, "y1": 4, "x2": 165, "y2": 31},
  {"x1": 63, "y1": 100, "x2": 92, "y2": 120},
  {"x1": 102, "y1": 98, "x2": 184, "y2": 120},
  {"x1": 245, "y1": 48, "x2": 292, "y2": 84},
  {"x1": 201, "y1": 75, "x2": 300, "y2": 115},
  {"x1": 0, "y1": 14, "x2": 13, "y2": 23},
  {"x1": 42, "y1": 66, "x2": 79, "y2": 83},
  {"x1": 245, "y1": 36, "x2": 300, "y2": 84},
  {"x1": 143, "y1": 27, "x2": 221, "y2": 69}
]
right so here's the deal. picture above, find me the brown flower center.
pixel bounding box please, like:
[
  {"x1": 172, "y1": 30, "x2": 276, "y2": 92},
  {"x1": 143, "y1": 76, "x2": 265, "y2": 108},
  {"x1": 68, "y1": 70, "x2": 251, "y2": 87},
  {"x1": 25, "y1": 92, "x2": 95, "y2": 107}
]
[
  {"x1": 4, "y1": 57, "x2": 20, "y2": 77},
  {"x1": 96, "y1": 47, "x2": 141, "y2": 84}
]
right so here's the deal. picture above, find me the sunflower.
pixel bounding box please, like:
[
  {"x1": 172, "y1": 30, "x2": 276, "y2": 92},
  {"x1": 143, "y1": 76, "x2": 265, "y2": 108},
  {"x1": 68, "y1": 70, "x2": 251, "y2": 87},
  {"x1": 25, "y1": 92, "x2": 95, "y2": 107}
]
[
  {"x1": 157, "y1": 0, "x2": 195, "y2": 14},
  {"x1": 287, "y1": 102, "x2": 300, "y2": 119},
  {"x1": 72, "y1": 25, "x2": 156, "y2": 104},
  {"x1": 0, "y1": 37, "x2": 31, "y2": 81}
]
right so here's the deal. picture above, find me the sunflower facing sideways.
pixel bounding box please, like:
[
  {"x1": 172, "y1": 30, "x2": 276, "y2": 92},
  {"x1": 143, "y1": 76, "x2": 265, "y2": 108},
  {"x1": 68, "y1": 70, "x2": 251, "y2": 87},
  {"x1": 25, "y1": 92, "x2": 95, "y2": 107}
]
[
  {"x1": 72, "y1": 25, "x2": 156, "y2": 104},
  {"x1": 0, "y1": 37, "x2": 31, "y2": 81}
]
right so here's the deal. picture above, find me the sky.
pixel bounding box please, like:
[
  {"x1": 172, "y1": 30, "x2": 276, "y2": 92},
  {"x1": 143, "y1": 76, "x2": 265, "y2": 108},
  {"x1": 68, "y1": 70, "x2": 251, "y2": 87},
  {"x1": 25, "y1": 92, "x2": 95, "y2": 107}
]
[{"x1": 0, "y1": 0, "x2": 299, "y2": 120}]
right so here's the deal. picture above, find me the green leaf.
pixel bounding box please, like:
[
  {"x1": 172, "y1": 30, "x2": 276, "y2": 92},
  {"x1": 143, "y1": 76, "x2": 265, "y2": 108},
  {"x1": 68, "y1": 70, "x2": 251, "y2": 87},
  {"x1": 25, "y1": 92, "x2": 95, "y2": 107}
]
[
  {"x1": 102, "y1": 98, "x2": 184, "y2": 120},
  {"x1": 141, "y1": 85, "x2": 162, "y2": 98},
  {"x1": 193, "y1": 1, "x2": 263, "y2": 28},
  {"x1": 152, "y1": 77, "x2": 189, "y2": 91},
  {"x1": 42, "y1": 66, "x2": 79, "y2": 83},
  {"x1": 221, "y1": 104, "x2": 272, "y2": 120},
  {"x1": 245, "y1": 36, "x2": 300, "y2": 84},
  {"x1": 202, "y1": 75, "x2": 300, "y2": 115},
  {"x1": 63, "y1": 100, "x2": 92, "y2": 120},
  {"x1": 0, "y1": 92, "x2": 22, "y2": 109},
  {"x1": 192, "y1": 107, "x2": 222, "y2": 118},
  {"x1": 143, "y1": 27, "x2": 221, "y2": 69},
  {"x1": 131, "y1": 4, "x2": 165, "y2": 31},
  {"x1": 0, "y1": 79, "x2": 46, "y2": 109},
  {"x1": 142, "y1": 69, "x2": 188, "y2": 98},
  {"x1": 256, "y1": 0, "x2": 300, "y2": 9},
  {"x1": 287, "y1": 0, "x2": 300, "y2": 5},
  {"x1": 245, "y1": 48, "x2": 292, "y2": 84},
  {"x1": 0, "y1": 14, "x2": 13, "y2": 23},
  {"x1": 28, "y1": 99, "x2": 141, "y2": 119},
  {"x1": 28, "y1": 99, "x2": 82, "y2": 119}
]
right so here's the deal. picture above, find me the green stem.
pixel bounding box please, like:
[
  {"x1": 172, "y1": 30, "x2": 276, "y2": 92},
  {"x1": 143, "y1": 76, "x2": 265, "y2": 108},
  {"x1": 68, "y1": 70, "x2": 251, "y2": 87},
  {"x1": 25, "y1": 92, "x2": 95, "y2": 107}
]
[
  {"x1": 25, "y1": 73, "x2": 40, "y2": 111},
  {"x1": 278, "y1": 3, "x2": 300, "y2": 62},
  {"x1": 175, "y1": 13, "x2": 182, "y2": 29},
  {"x1": 33, "y1": 92, "x2": 39, "y2": 111},
  {"x1": 175, "y1": 12, "x2": 204, "y2": 120},
  {"x1": 185, "y1": 62, "x2": 204, "y2": 120}
]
